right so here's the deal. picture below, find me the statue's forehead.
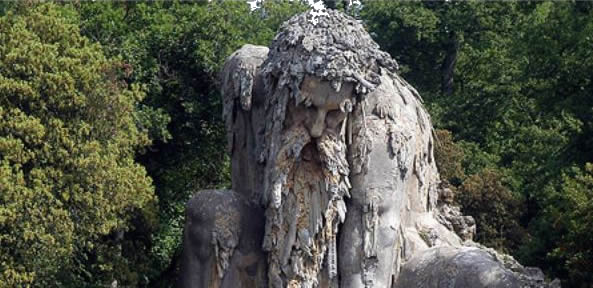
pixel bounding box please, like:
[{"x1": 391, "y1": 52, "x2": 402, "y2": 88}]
[{"x1": 299, "y1": 75, "x2": 354, "y2": 109}]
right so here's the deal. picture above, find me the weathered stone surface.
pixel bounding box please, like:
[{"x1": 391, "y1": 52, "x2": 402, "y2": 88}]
[
  {"x1": 178, "y1": 190, "x2": 266, "y2": 288},
  {"x1": 395, "y1": 246, "x2": 557, "y2": 288},
  {"x1": 395, "y1": 246, "x2": 522, "y2": 288},
  {"x1": 221, "y1": 44, "x2": 269, "y2": 204},
  {"x1": 435, "y1": 184, "x2": 476, "y2": 241},
  {"x1": 179, "y1": 8, "x2": 557, "y2": 288}
]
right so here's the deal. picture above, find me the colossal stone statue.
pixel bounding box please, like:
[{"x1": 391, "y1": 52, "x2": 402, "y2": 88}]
[{"x1": 180, "y1": 9, "x2": 558, "y2": 288}]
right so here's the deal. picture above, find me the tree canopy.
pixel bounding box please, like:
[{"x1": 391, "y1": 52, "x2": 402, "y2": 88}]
[
  {"x1": 0, "y1": 1, "x2": 591, "y2": 287},
  {"x1": 0, "y1": 4, "x2": 155, "y2": 286}
]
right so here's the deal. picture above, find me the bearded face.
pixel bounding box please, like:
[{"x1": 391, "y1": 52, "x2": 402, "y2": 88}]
[
  {"x1": 261, "y1": 75, "x2": 355, "y2": 287},
  {"x1": 297, "y1": 75, "x2": 354, "y2": 138}
]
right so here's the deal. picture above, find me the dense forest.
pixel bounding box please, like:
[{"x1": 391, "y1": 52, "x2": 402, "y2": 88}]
[{"x1": 0, "y1": 1, "x2": 591, "y2": 287}]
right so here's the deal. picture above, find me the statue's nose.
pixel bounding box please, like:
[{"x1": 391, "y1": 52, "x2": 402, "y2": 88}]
[{"x1": 307, "y1": 108, "x2": 327, "y2": 138}]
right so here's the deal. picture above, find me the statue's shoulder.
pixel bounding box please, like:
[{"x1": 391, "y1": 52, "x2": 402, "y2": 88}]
[
  {"x1": 221, "y1": 44, "x2": 269, "y2": 111},
  {"x1": 226, "y1": 44, "x2": 269, "y2": 63}
]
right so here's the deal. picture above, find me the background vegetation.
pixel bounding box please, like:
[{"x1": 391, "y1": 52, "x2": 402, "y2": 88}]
[{"x1": 0, "y1": 1, "x2": 591, "y2": 287}]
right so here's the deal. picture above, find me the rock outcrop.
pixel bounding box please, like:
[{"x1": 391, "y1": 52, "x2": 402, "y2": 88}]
[{"x1": 179, "y1": 9, "x2": 557, "y2": 288}]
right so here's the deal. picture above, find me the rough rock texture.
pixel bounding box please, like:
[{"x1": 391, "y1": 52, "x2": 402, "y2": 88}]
[
  {"x1": 395, "y1": 246, "x2": 527, "y2": 288},
  {"x1": 179, "y1": 9, "x2": 557, "y2": 288},
  {"x1": 179, "y1": 190, "x2": 266, "y2": 288},
  {"x1": 395, "y1": 245, "x2": 561, "y2": 288},
  {"x1": 435, "y1": 184, "x2": 476, "y2": 242}
]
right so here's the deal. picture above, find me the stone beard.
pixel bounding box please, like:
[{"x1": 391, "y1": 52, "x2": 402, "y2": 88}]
[
  {"x1": 179, "y1": 9, "x2": 556, "y2": 288},
  {"x1": 261, "y1": 77, "x2": 354, "y2": 288}
]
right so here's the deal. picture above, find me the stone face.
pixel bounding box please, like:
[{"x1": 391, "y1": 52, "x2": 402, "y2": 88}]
[{"x1": 179, "y1": 9, "x2": 557, "y2": 288}]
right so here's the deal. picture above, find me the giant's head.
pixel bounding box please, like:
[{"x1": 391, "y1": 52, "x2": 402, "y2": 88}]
[
  {"x1": 258, "y1": 9, "x2": 407, "y2": 205},
  {"x1": 260, "y1": 9, "x2": 399, "y2": 138}
]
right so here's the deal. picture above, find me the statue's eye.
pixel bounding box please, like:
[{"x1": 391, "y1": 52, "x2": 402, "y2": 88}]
[
  {"x1": 340, "y1": 99, "x2": 353, "y2": 113},
  {"x1": 325, "y1": 110, "x2": 347, "y2": 129}
]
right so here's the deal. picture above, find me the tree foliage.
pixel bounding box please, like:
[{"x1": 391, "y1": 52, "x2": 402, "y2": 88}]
[
  {"x1": 458, "y1": 169, "x2": 525, "y2": 253},
  {"x1": 71, "y1": 1, "x2": 308, "y2": 285},
  {"x1": 434, "y1": 129, "x2": 464, "y2": 186},
  {"x1": 548, "y1": 163, "x2": 593, "y2": 284},
  {"x1": 0, "y1": 4, "x2": 155, "y2": 286}
]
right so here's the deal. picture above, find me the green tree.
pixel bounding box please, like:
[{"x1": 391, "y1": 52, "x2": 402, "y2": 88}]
[
  {"x1": 549, "y1": 164, "x2": 593, "y2": 285},
  {"x1": 458, "y1": 169, "x2": 525, "y2": 253},
  {"x1": 0, "y1": 3, "x2": 155, "y2": 287},
  {"x1": 360, "y1": 1, "x2": 442, "y2": 100},
  {"x1": 434, "y1": 129, "x2": 525, "y2": 253},
  {"x1": 434, "y1": 129, "x2": 465, "y2": 186},
  {"x1": 72, "y1": 1, "x2": 309, "y2": 285},
  {"x1": 519, "y1": 163, "x2": 593, "y2": 287}
]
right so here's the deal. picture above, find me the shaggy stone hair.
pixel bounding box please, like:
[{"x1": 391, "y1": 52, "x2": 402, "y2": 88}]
[{"x1": 261, "y1": 8, "x2": 399, "y2": 103}]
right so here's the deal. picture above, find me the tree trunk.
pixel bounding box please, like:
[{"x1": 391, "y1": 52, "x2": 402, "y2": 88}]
[{"x1": 441, "y1": 31, "x2": 458, "y2": 97}]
